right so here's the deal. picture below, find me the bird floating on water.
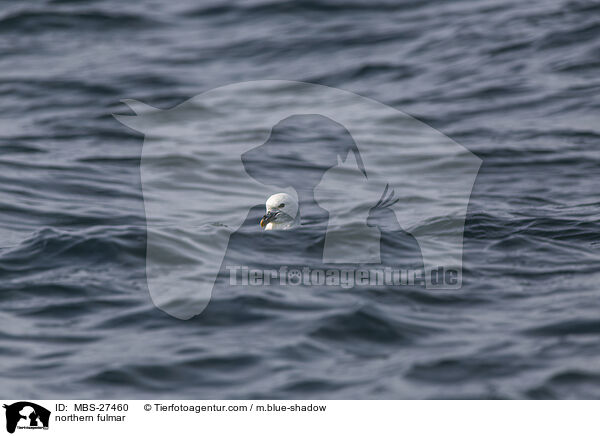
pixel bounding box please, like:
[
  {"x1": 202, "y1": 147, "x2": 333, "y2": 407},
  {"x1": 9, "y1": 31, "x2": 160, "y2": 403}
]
[{"x1": 260, "y1": 193, "x2": 300, "y2": 230}]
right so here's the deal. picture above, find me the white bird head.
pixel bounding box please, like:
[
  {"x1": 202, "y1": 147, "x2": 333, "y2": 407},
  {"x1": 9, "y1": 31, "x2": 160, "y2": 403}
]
[{"x1": 260, "y1": 193, "x2": 299, "y2": 230}]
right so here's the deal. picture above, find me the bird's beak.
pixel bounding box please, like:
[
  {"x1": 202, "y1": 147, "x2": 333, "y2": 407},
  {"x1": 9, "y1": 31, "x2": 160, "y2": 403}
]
[{"x1": 260, "y1": 210, "x2": 279, "y2": 228}]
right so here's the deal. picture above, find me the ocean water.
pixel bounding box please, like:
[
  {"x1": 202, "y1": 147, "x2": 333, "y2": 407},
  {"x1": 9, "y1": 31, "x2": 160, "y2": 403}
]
[{"x1": 1, "y1": 0, "x2": 599, "y2": 399}]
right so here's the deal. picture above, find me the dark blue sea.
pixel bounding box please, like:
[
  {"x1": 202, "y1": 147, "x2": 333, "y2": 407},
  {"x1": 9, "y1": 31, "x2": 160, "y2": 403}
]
[{"x1": 1, "y1": 0, "x2": 599, "y2": 399}]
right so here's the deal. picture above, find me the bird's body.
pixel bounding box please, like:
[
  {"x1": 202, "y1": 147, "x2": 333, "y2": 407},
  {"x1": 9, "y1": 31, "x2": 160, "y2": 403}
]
[
  {"x1": 260, "y1": 193, "x2": 300, "y2": 230},
  {"x1": 264, "y1": 221, "x2": 290, "y2": 230}
]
